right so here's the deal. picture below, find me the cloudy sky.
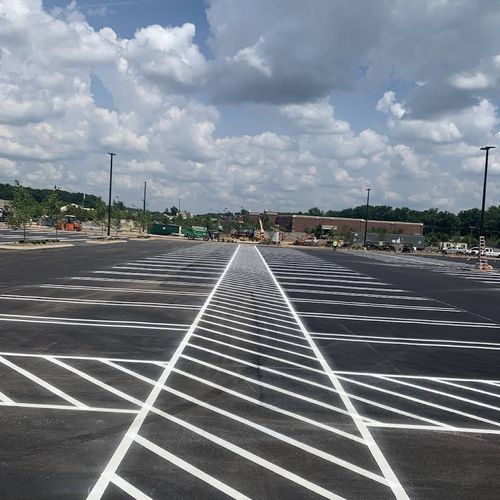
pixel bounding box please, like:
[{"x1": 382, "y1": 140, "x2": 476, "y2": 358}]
[{"x1": 0, "y1": 0, "x2": 499, "y2": 213}]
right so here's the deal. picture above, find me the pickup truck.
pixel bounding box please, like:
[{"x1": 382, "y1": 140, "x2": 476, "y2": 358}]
[{"x1": 465, "y1": 247, "x2": 500, "y2": 257}]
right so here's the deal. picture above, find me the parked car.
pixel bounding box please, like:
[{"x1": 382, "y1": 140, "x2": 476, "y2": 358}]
[
  {"x1": 465, "y1": 247, "x2": 500, "y2": 257},
  {"x1": 484, "y1": 247, "x2": 500, "y2": 258},
  {"x1": 442, "y1": 246, "x2": 464, "y2": 255}
]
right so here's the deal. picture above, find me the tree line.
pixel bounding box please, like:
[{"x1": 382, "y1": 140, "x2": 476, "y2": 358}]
[{"x1": 303, "y1": 205, "x2": 500, "y2": 246}]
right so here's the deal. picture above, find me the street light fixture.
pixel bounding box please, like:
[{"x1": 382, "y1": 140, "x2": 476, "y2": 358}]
[
  {"x1": 363, "y1": 188, "x2": 372, "y2": 248},
  {"x1": 479, "y1": 146, "x2": 495, "y2": 238},
  {"x1": 107, "y1": 152, "x2": 116, "y2": 237}
]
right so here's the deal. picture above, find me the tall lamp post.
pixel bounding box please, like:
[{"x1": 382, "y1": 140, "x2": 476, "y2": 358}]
[
  {"x1": 107, "y1": 152, "x2": 116, "y2": 237},
  {"x1": 363, "y1": 188, "x2": 372, "y2": 248},
  {"x1": 143, "y1": 181, "x2": 147, "y2": 213},
  {"x1": 479, "y1": 146, "x2": 495, "y2": 238}
]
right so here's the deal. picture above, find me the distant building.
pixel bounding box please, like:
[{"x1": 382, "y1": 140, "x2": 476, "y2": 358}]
[
  {"x1": 275, "y1": 214, "x2": 423, "y2": 236},
  {"x1": 353, "y1": 232, "x2": 425, "y2": 250}
]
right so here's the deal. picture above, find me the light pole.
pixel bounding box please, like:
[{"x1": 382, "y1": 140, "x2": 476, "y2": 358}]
[
  {"x1": 143, "y1": 181, "x2": 147, "y2": 213},
  {"x1": 107, "y1": 153, "x2": 116, "y2": 237},
  {"x1": 479, "y1": 146, "x2": 495, "y2": 238},
  {"x1": 178, "y1": 197, "x2": 181, "y2": 214},
  {"x1": 363, "y1": 188, "x2": 371, "y2": 248}
]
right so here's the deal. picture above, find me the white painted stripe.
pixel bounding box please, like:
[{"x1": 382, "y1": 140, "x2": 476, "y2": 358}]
[
  {"x1": 207, "y1": 303, "x2": 300, "y2": 327},
  {"x1": 172, "y1": 368, "x2": 367, "y2": 445},
  {"x1": 0, "y1": 314, "x2": 188, "y2": 331},
  {"x1": 286, "y1": 289, "x2": 429, "y2": 301},
  {"x1": 94, "y1": 270, "x2": 215, "y2": 280},
  {"x1": 113, "y1": 266, "x2": 221, "y2": 275},
  {"x1": 39, "y1": 284, "x2": 206, "y2": 296},
  {"x1": 203, "y1": 312, "x2": 302, "y2": 337},
  {"x1": 255, "y1": 247, "x2": 409, "y2": 500},
  {"x1": 372, "y1": 374, "x2": 500, "y2": 414},
  {"x1": 0, "y1": 401, "x2": 138, "y2": 414},
  {"x1": 211, "y1": 294, "x2": 290, "y2": 313},
  {"x1": 217, "y1": 283, "x2": 284, "y2": 302},
  {"x1": 110, "y1": 474, "x2": 152, "y2": 500},
  {"x1": 365, "y1": 423, "x2": 500, "y2": 434},
  {"x1": 337, "y1": 374, "x2": 500, "y2": 428},
  {"x1": 0, "y1": 356, "x2": 86, "y2": 408},
  {"x1": 196, "y1": 326, "x2": 315, "y2": 359},
  {"x1": 183, "y1": 345, "x2": 443, "y2": 427},
  {"x1": 278, "y1": 282, "x2": 405, "y2": 292},
  {"x1": 190, "y1": 335, "x2": 324, "y2": 374},
  {"x1": 181, "y1": 353, "x2": 362, "y2": 420},
  {"x1": 200, "y1": 318, "x2": 310, "y2": 343},
  {"x1": 293, "y1": 298, "x2": 457, "y2": 312},
  {"x1": 310, "y1": 332, "x2": 500, "y2": 347},
  {"x1": 197, "y1": 325, "x2": 313, "y2": 353},
  {"x1": 158, "y1": 385, "x2": 387, "y2": 485},
  {"x1": 302, "y1": 313, "x2": 498, "y2": 328},
  {"x1": 0, "y1": 351, "x2": 168, "y2": 365},
  {"x1": 274, "y1": 274, "x2": 390, "y2": 286},
  {"x1": 134, "y1": 435, "x2": 250, "y2": 500},
  {"x1": 45, "y1": 356, "x2": 143, "y2": 407},
  {"x1": 330, "y1": 372, "x2": 500, "y2": 384},
  {"x1": 0, "y1": 391, "x2": 14, "y2": 403},
  {"x1": 210, "y1": 298, "x2": 292, "y2": 320},
  {"x1": 434, "y1": 379, "x2": 500, "y2": 400},
  {"x1": 86, "y1": 245, "x2": 240, "y2": 500},
  {"x1": 0, "y1": 295, "x2": 199, "y2": 310},
  {"x1": 148, "y1": 405, "x2": 346, "y2": 500},
  {"x1": 311, "y1": 336, "x2": 500, "y2": 351},
  {"x1": 71, "y1": 277, "x2": 212, "y2": 287}
]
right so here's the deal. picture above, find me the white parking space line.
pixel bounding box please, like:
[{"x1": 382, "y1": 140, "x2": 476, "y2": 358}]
[
  {"x1": 87, "y1": 245, "x2": 240, "y2": 500},
  {"x1": 286, "y1": 288, "x2": 431, "y2": 300},
  {"x1": 39, "y1": 284, "x2": 206, "y2": 296},
  {"x1": 71, "y1": 276, "x2": 213, "y2": 287},
  {"x1": 196, "y1": 326, "x2": 315, "y2": 358},
  {"x1": 0, "y1": 391, "x2": 14, "y2": 403},
  {"x1": 180, "y1": 354, "x2": 376, "y2": 422},
  {"x1": 0, "y1": 401, "x2": 138, "y2": 414},
  {"x1": 0, "y1": 295, "x2": 200, "y2": 310},
  {"x1": 110, "y1": 474, "x2": 152, "y2": 500},
  {"x1": 0, "y1": 314, "x2": 188, "y2": 331},
  {"x1": 301, "y1": 312, "x2": 498, "y2": 328},
  {"x1": 294, "y1": 298, "x2": 458, "y2": 312},
  {"x1": 0, "y1": 355, "x2": 87, "y2": 408},
  {"x1": 134, "y1": 435, "x2": 250, "y2": 500},
  {"x1": 257, "y1": 248, "x2": 410, "y2": 500}
]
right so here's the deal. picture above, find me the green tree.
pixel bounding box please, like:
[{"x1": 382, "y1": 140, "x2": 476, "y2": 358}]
[
  {"x1": 308, "y1": 207, "x2": 323, "y2": 216},
  {"x1": 136, "y1": 210, "x2": 152, "y2": 235},
  {"x1": 93, "y1": 199, "x2": 108, "y2": 237},
  {"x1": 42, "y1": 187, "x2": 63, "y2": 238},
  {"x1": 8, "y1": 181, "x2": 38, "y2": 241},
  {"x1": 170, "y1": 205, "x2": 179, "y2": 216},
  {"x1": 111, "y1": 201, "x2": 126, "y2": 236}
]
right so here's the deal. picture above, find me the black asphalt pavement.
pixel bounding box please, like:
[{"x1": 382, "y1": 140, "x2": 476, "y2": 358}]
[{"x1": 0, "y1": 242, "x2": 499, "y2": 499}]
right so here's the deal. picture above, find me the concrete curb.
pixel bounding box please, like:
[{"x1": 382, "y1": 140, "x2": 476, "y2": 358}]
[
  {"x1": 86, "y1": 239, "x2": 127, "y2": 245},
  {"x1": 0, "y1": 243, "x2": 74, "y2": 251}
]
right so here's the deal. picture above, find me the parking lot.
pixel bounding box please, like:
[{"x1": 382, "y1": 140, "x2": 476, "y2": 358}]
[{"x1": 0, "y1": 241, "x2": 499, "y2": 499}]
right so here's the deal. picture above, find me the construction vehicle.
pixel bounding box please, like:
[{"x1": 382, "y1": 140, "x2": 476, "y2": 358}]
[
  {"x1": 255, "y1": 218, "x2": 266, "y2": 240},
  {"x1": 184, "y1": 226, "x2": 209, "y2": 240},
  {"x1": 56, "y1": 215, "x2": 82, "y2": 231}
]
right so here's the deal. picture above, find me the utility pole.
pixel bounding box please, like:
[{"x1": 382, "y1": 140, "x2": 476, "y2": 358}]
[
  {"x1": 363, "y1": 188, "x2": 372, "y2": 248},
  {"x1": 107, "y1": 153, "x2": 116, "y2": 237},
  {"x1": 143, "y1": 181, "x2": 147, "y2": 213},
  {"x1": 479, "y1": 146, "x2": 495, "y2": 238}
]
